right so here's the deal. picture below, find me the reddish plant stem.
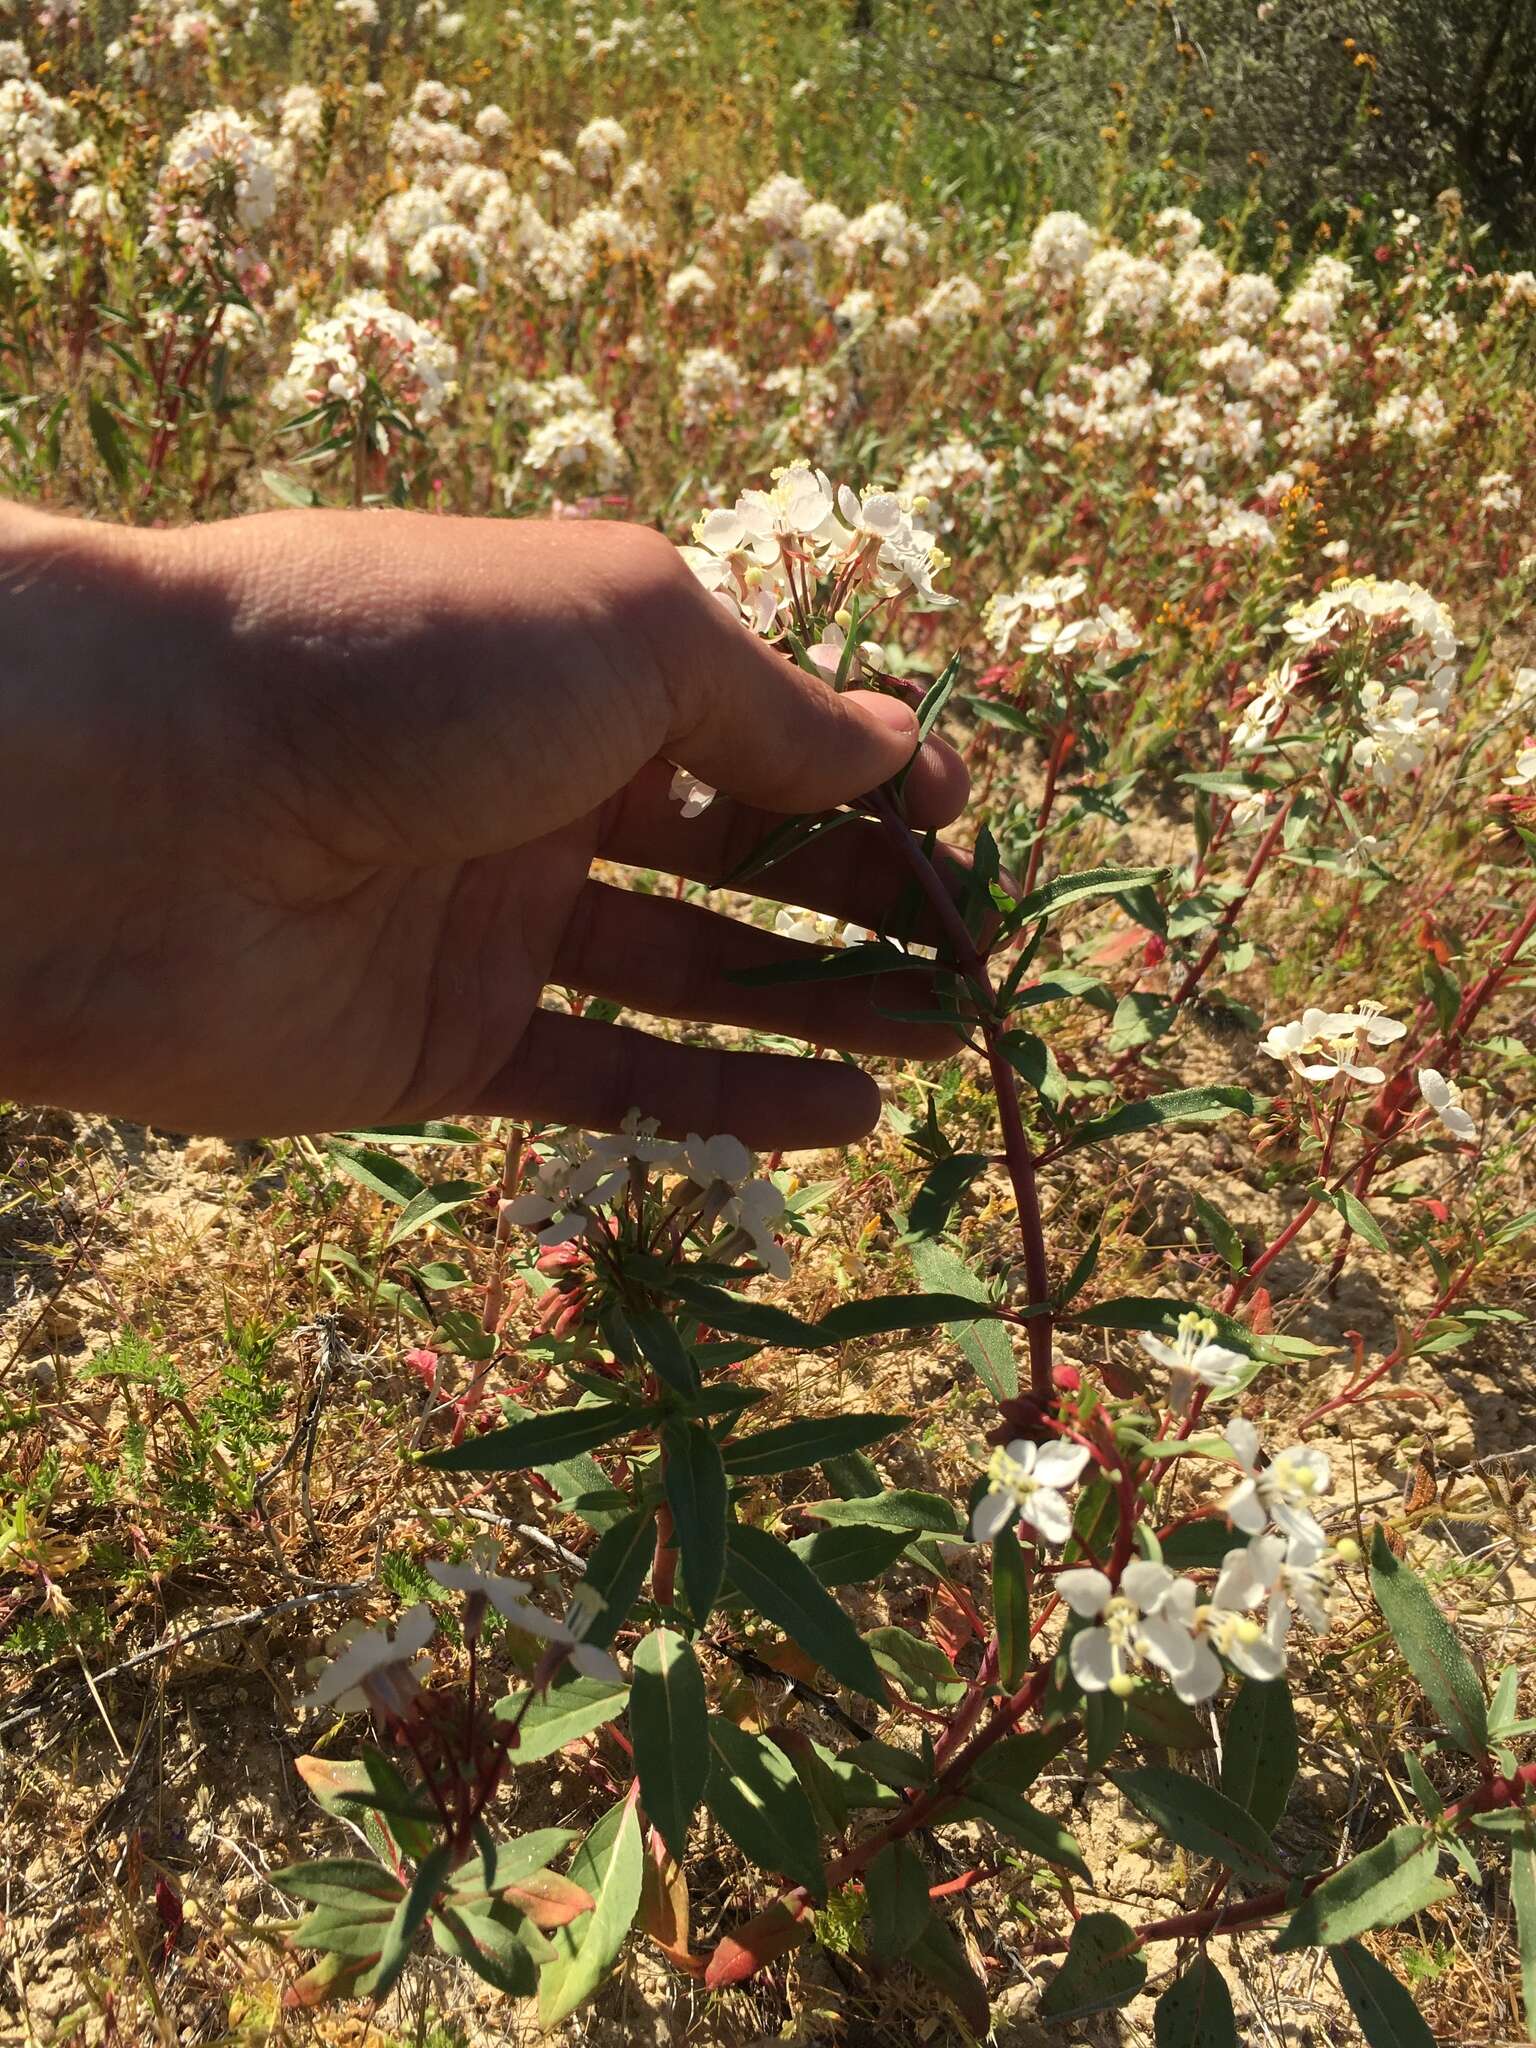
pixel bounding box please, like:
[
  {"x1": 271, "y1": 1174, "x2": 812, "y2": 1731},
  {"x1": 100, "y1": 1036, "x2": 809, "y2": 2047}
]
[
  {"x1": 1166, "y1": 793, "x2": 1296, "y2": 1022},
  {"x1": 1297, "y1": 1255, "x2": 1477, "y2": 1432},
  {"x1": 1022, "y1": 718, "x2": 1074, "y2": 900},
  {"x1": 871, "y1": 786, "x2": 1053, "y2": 1400}
]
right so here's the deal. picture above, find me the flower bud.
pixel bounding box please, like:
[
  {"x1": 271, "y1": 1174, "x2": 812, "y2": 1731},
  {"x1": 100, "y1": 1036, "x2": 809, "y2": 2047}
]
[{"x1": 1109, "y1": 1671, "x2": 1136, "y2": 1698}]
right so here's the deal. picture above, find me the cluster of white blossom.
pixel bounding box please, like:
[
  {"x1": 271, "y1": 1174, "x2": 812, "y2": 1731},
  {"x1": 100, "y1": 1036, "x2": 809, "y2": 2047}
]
[
  {"x1": 1261, "y1": 1001, "x2": 1406, "y2": 1087},
  {"x1": 680, "y1": 462, "x2": 953, "y2": 642},
  {"x1": 504, "y1": 1118, "x2": 791, "y2": 1279},
  {"x1": 982, "y1": 571, "x2": 1141, "y2": 664},
  {"x1": 271, "y1": 288, "x2": 456, "y2": 432},
  {"x1": 969, "y1": 1314, "x2": 1348, "y2": 1703}
]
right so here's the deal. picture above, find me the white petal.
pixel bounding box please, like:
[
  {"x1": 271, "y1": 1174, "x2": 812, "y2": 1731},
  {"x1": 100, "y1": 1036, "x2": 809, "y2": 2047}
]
[
  {"x1": 1171, "y1": 1639, "x2": 1225, "y2": 1703},
  {"x1": 1122, "y1": 1561, "x2": 1175, "y2": 1610},
  {"x1": 1224, "y1": 1418, "x2": 1260, "y2": 1468},
  {"x1": 969, "y1": 1488, "x2": 1016, "y2": 1544},
  {"x1": 1225, "y1": 1479, "x2": 1267, "y2": 1533},
  {"x1": 571, "y1": 1643, "x2": 625, "y2": 1685},
  {"x1": 1057, "y1": 1567, "x2": 1111, "y2": 1618},
  {"x1": 1229, "y1": 1633, "x2": 1287, "y2": 1683},
  {"x1": 1139, "y1": 1615, "x2": 1197, "y2": 1677},
  {"x1": 1025, "y1": 1487, "x2": 1073, "y2": 1546},
  {"x1": 1069, "y1": 1626, "x2": 1114, "y2": 1691},
  {"x1": 1033, "y1": 1441, "x2": 1091, "y2": 1488}
]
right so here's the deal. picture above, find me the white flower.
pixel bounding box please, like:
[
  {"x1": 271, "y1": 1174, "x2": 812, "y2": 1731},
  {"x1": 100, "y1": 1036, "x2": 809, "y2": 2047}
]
[
  {"x1": 1264, "y1": 1003, "x2": 1403, "y2": 1088},
  {"x1": 574, "y1": 115, "x2": 627, "y2": 179},
  {"x1": 502, "y1": 1149, "x2": 629, "y2": 1244},
  {"x1": 1503, "y1": 737, "x2": 1536, "y2": 788},
  {"x1": 1223, "y1": 1420, "x2": 1331, "y2": 1546},
  {"x1": 1226, "y1": 1529, "x2": 1340, "y2": 1638},
  {"x1": 304, "y1": 1603, "x2": 435, "y2": 1714},
  {"x1": 1058, "y1": 1562, "x2": 1200, "y2": 1698},
  {"x1": 971, "y1": 1438, "x2": 1091, "y2": 1545},
  {"x1": 682, "y1": 1133, "x2": 754, "y2": 1191},
  {"x1": 720, "y1": 1176, "x2": 790, "y2": 1280},
  {"x1": 1138, "y1": 1312, "x2": 1248, "y2": 1412},
  {"x1": 497, "y1": 1586, "x2": 624, "y2": 1684},
  {"x1": 1418, "y1": 1068, "x2": 1476, "y2": 1140}
]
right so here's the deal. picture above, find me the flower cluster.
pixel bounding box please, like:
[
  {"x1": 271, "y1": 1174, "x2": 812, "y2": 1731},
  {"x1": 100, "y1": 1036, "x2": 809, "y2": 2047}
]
[
  {"x1": 680, "y1": 462, "x2": 952, "y2": 642},
  {"x1": 272, "y1": 289, "x2": 457, "y2": 436},
  {"x1": 503, "y1": 1118, "x2": 792, "y2": 1279},
  {"x1": 1261, "y1": 1002, "x2": 1406, "y2": 1087}
]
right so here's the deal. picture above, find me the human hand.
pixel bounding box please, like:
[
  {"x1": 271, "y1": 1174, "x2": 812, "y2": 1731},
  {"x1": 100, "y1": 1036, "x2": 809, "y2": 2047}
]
[{"x1": 1, "y1": 507, "x2": 973, "y2": 1146}]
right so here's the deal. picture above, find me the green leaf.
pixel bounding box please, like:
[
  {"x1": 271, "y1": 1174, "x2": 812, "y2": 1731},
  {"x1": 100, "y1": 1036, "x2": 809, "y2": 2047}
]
[
  {"x1": 728, "y1": 938, "x2": 940, "y2": 986},
  {"x1": 1155, "y1": 1956, "x2": 1239, "y2": 2047},
  {"x1": 1321, "y1": 1184, "x2": 1391, "y2": 1253},
  {"x1": 269, "y1": 1858, "x2": 404, "y2": 1908},
  {"x1": 1369, "y1": 1527, "x2": 1489, "y2": 1758},
  {"x1": 866, "y1": 1839, "x2": 932, "y2": 1959},
  {"x1": 727, "y1": 1523, "x2": 888, "y2": 1701},
  {"x1": 949, "y1": 1783, "x2": 1089, "y2": 1878},
  {"x1": 1511, "y1": 1818, "x2": 1536, "y2": 2042},
  {"x1": 1191, "y1": 1193, "x2": 1246, "y2": 1273},
  {"x1": 662, "y1": 1419, "x2": 728, "y2": 1626},
  {"x1": 424, "y1": 1400, "x2": 655, "y2": 1473},
  {"x1": 865, "y1": 1625, "x2": 964, "y2": 1708},
  {"x1": 906, "y1": 1153, "x2": 990, "y2": 1239},
  {"x1": 538, "y1": 1796, "x2": 644, "y2": 2025},
  {"x1": 496, "y1": 1671, "x2": 629, "y2": 1762},
  {"x1": 576, "y1": 1508, "x2": 656, "y2": 1649},
  {"x1": 626, "y1": 1309, "x2": 700, "y2": 1397},
  {"x1": 326, "y1": 1140, "x2": 425, "y2": 1207},
  {"x1": 630, "y1": 1630, "x2": 708, "y2": 1865},
  {"x1": 705, "y1": 1715, "x2": 825, "y2": 1898},
  {"x1": 658, "y1": 1268, "x2": 1011, "y2": 1352},
  {"x1": 1124, "y1": 1690, "x2": 1213, "y2": 1751},
  {"x1": 386, "y1": 1179, "x2": 480, "y2": 1246},
  {"x1": 87, "y1": 394, "x2": 133, "y2": 494},
  {"x1": 806, "y1": 1490, "x2": 963, "y2": 1535},
  {"x1": 992, "y1": 1524, "x2": 1031, "y2": 1689},
  {"x1": 1275, "y1": 1825, "x2": 1453, "y2": 1951},
  {"x1": 1070, "y1": 1088, "x2": 1258, "y2": 1150},
  {"x1": 447, "y1": 1831, "x2": 579, "y2": 1902},
  {"x1": 261, "y1": 466, "x2": 321, "y2": 510},
  {"x1": 1221, "y1": 1680, "x2": 1298, "y2": 1834},
  {"x1": 907, "y1": 1240, "x2": 1019, "y2": 1400},
  {"x1": 787, "y1": 1524, "x2": 914, "y2": 1586},
  {"x1": 1110, "y1": 1768, "x2": 1285, "y2": 1885},
  {"x1": 1108, "y1": 991, "x2": 1176, "y2": 1054},
  {"x1": 969, "y1": 1727, "x2": 1074, "y2": 1794},
  {"x1": 430, "y1": 1902, "x2": 537, "y2": 1996},
  {"x1": 1330, "y1": 1941, "x2": 1439, "y2": 2047},
  {"x1": 1161, "y1": 1518, "x2": 1246, "y2": 1570},
  {"x1": 1040, "y1": 1912, "x2": 1146, "y2": 2020},
  {"x1": 1012, "y1": 864, "x2": 1166, "y2": 927},
  {"x1": 360, "y1": 1844, "x2": 451, "y2": 2000},
  {"x1": 905, "y1": 1916, "x2": 991, "y2": 2034},
  {"x1": 1084, "y1": 1689, "x2": 1128, "y2": 1771},
  {"x1": 720, "y1": 1413, "x2": 908, "y2": 1478},
  {"x1": 338, "y1": 1122, "x2": 479, "y2": 1146}
]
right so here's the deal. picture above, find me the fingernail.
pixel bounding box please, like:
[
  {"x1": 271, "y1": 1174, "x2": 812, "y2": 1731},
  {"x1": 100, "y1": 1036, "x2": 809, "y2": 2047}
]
[{"x1": 856, "y1": 691, "x2": 919, "y2": 741}]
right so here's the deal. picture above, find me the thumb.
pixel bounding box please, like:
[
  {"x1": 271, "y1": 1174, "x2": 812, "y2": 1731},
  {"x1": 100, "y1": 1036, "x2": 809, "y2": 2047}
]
[{"x1": 660, "y1": 567, "x2": 922, "y2": 812}]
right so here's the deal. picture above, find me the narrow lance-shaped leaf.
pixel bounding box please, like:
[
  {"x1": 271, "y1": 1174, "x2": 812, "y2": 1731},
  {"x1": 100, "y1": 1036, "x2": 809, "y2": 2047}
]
[
  {"x1": 704, "y1": 1715, "x2": 825, "y2": 1899},
  {"x1": 424, "y1": 1400, "x2": 657, "y2": 1474},
  {"x1": 1511, "y1": 1818, "x2": 1536, "y2": 2044},
  {"x1": 538, "y1": 1794, "x2": 645, "y2": 2027},
  {"x1": 1329, "y1": 1941, "x2": 1439, "y2": 2048},
  {"x1": 726, "y1": 1522, "x2": 889, "y2": 1701},
  {"x1": 1221, "y1": 1679, "x2": 1298, "y2": 1834},
  {"x1": 630, "y1": 1629, "x2": 708, "y2": 1866},
  {"x1": 908, "y1": 1238, "x2": 1019, "y2": 1400},
  {"x1": 720, "y1": 1412, "x2": 909, "y2": 1478},
  {"x1": 992, "y1": 1523, "x2": 1031, "y2": 1690},
  {"x1": 359, "y1": 1845, "x2": 451, "y2": 2001},
  {"x1": 1369, "y1": 1527, "x2": 1489, "y2": 1758},
  {"x1": 1274, "y1": 1824, "x2": 1454, "y2": 1952},
  {"x1": 1068, "y1": 1087, "x2": 1259, "y2": 1150},
  {"x1": 662, "y1": 1419, "x2": 728, "y2": 1626},
  {"x1": 1110, "y1": 1768, "x2": 1284, "y2": 1886}
]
